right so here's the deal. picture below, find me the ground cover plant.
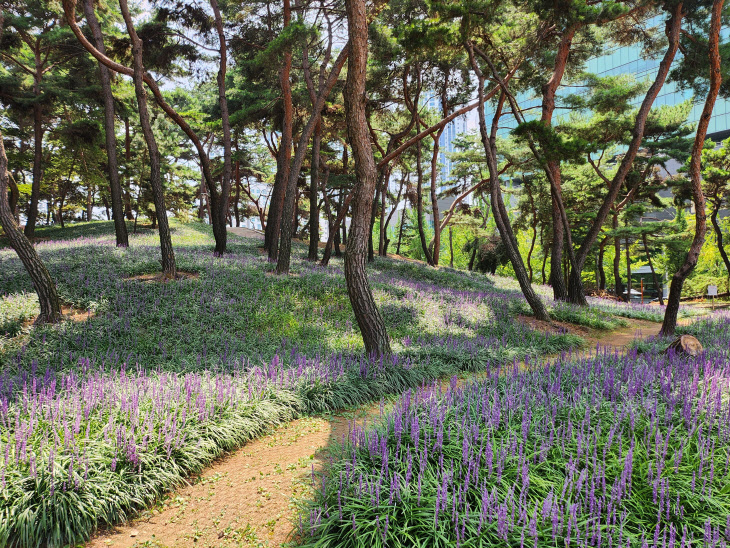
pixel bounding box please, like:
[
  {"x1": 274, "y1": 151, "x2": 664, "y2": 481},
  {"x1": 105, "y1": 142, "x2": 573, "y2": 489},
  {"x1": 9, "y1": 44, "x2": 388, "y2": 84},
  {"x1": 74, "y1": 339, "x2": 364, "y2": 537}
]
[
  {"x1": 299, "y1": 313, "x2": 730, "y2": 547},
  {"x1": 0, "y1": 221, "x2": 597, "y2": 546}
]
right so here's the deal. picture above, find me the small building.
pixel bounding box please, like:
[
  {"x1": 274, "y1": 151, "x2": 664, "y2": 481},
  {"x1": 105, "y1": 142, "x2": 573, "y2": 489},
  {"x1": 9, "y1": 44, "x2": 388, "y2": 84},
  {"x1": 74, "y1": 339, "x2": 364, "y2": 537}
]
[{"x1": 628, "y1": 265, "x2": 661, "y2": 300}]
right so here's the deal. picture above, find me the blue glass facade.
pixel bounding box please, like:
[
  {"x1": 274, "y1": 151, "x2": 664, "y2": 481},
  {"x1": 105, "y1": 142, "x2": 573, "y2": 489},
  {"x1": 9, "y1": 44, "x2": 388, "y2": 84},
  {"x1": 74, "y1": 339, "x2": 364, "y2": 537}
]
[{"x1": 585, "y1": 22, "x2": 730, "y2": 140}]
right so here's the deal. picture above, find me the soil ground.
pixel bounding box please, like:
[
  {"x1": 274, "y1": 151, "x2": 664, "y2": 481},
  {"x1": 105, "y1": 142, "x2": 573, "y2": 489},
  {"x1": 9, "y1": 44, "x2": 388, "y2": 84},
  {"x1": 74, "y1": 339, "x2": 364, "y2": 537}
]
[{"x1": 86, "y1": 317, "x2": 672, "y2": 548}]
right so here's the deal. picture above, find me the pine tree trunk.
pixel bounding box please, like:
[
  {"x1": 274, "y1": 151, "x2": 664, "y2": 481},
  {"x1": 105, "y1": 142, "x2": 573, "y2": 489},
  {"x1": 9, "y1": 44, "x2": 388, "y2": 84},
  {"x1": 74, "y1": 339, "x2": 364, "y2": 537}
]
[
  {"x1": 119, "y1": 0, "x2": 175, "y2": 278},
  {"x1": 549, "y1": 204, "x2": 566, "y2": 299},
  {"x1": 321, "y1": 189, "x2": 354, "y2": 265},
  {"x1": 396, "y1": 202, "x2": 406, "y2": 256},
  {"x1": 277, "y1": 46, "x2": 347, "y2": 273},
  {"x1": 83, "y1": 0, "x2": 128, "y2": 247},
  {"x1": 597, "y1": 237, "x2": 607, "y2": 290},
  {"x1": 468, "y1": 46, "x2": 548, "y2": 320},
  {"x1": 308, "y1": 121, "x2": 322, "y2": 261},
  {"x1": 210, "y1": 0, "x2": 232, "y2": 255},
  {"x1": 429, "y1": 129, "x2": 443, "y2": 266},
  {"x1": 449, "y1": 226, "x2": 454, "y2": 268},
  {"x1": 265, "y1": 1, "x2": 293, "y2": 260},
  {"x1": 378, "y1": 168, "x2": 388, "y2": 256},
  {"x1": 234, "y1": 161, "x2": 241, "y2": 227},
  {"x1": 124, "y1": 119, "x2": 135, "y2": 221},
  {"x1": 1, "y1": 131, "x2": 61, "y2": 323},
  {"x1": 86, "y1": 182, "x2": 94, "y2": 222},
  {"x1": 468, "y1": 239, "x2": 478, "y2": 271},
  {"x1": 24, "y1": 87, "x2": 43, "y2": 239},
  {"x1": 343, "y1": 0, "x2": 391, "y2": 356},
  {"x1": 661, "y1": 0, "x2": 723, "y2": 336},
  {"x1": 415, "y1": 139, "x2": 433, "y2": 265},
  {"x1": 368, "y1": 171, "x2": 382, "y2": 263},
  {"x1": 625, "y1": 236, "x2": 632, "y2": 302},
  {"x1": 8, "y1": 173, "x2": 20, "y2": 223},
  {"x1": 613, "y1": 214, "x2": 623, "y2": 298},
  {"x1": 711, "y1": 202, "x2": 730, "y2": 277},
  {"x1": 573, "y1": 4, "x2": 684, "y2": 286}
]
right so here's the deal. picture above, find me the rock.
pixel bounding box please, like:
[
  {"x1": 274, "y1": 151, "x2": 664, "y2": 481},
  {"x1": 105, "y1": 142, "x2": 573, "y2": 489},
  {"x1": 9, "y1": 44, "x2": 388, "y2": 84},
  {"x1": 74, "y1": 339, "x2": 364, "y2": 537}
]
[
  {"x1": 130, "y1": 530, "x2": 139, "y2": 538},
  {"x1": 666, "y1": 335, "x2": 703, "y2": 357}
]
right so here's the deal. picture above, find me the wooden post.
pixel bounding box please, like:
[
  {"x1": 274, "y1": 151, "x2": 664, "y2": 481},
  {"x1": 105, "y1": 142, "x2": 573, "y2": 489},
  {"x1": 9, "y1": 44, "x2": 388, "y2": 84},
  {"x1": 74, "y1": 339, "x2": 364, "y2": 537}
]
[{"x1": 641, "y1": 278, "x2": 644, "y2": 304}]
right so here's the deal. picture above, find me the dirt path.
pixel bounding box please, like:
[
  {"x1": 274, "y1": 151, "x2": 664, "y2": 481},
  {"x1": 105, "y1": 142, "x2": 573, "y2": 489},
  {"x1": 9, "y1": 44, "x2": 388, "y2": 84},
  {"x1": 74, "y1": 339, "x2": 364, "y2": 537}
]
[
  {"x1": 228, "y1": 227, "x2": 265, "y2": 241},
  {"x1": 86, "y1": 319, "x2": 672, "y2": 548}
]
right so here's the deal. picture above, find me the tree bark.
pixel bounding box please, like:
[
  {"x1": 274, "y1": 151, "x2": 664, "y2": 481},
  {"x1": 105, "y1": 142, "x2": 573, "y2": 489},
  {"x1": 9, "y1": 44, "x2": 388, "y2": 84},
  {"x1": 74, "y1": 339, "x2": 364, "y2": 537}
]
[
  {"x1": 541, "y1": 28, "x2": 576, "y2": 300},
  {"x1": 711, "y1": 201, "x2": 730, "y2": 277},
  {"x1": 24, "y1": 73, "x2": 43, "y2": 239},
  {"x1": 381, "y1": 173, "x2": 403, "y2": 256},
  {"x1": 119, "y1": 0, "x2": 175, "y2": 277},
  {"x1": 264, "y1": 0, "x2": 293, "y2": 259},
  {"x1": 86, "y1": 180, "x2": 94, "y2": 221},
  {"x1": 468, "y1": 43, "x2": 548, "y2": 321},
  {"x1": 429, "y1": 127, "x2": 444, "y2": 266},
  {"x1": 210, "y1": 0, "x2": 232, "y2": 255},
  {"x1": 625, "y1": 236, "x2": 632, "y2": 302},
  {"x1": 234, "y1": 161, "x2": 241, "y2": 227},
  {"x1": 63, "y1": 0, "x2": 225, "y2": 255},
  {"x1": 378, "y1": 168, "x2": 388, "y2": 256},
  {"x1": 308, "y1": 121, "x2": 322, "y2": 261},
  {"x1": 321, "y1": 188, "x2": 354, "y2": 265},
  {"x1": 1, "y1": 131, "x2": 61, "y2": 323},
  {"x1": 527, "y1": 188, "x2": 538, "y2": 284},
  {"x1": 343, "y1": 0, "x2": 391, "y2": 356},
  {"x1": 597, "y1": 237, "x2": 608, "y2": 290},
  {"x1": 449, "y1": 226, "x2": 454, "y2": 268},
  {"x1": 569, "y1": 4, "x2": 684, "y2": 303},
  {"x1": 661, "y1": 0, "x2": 723, "y2": 336},
  {"x1": 613, "y1": 214, "x2": 623, "y2": 298},
  {"x1": 415, "y1": 139, "x2": 433, "y2": 265},
  {"x1": 396, "y1": 199, "x2": 406, "y2": 256},
  {"x1": 83, "y1": 0, "x2": 128, "y2": 246},
  {"x1": 277, "y1": 45, "x2": 349, "y2": 273}
]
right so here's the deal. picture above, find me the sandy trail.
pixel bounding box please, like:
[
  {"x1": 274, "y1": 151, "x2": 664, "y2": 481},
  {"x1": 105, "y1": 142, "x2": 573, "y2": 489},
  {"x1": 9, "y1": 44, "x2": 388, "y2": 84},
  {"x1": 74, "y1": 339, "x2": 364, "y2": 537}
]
[{"x1": 85, "y1": 317, "x2": 676, "y2": 548}]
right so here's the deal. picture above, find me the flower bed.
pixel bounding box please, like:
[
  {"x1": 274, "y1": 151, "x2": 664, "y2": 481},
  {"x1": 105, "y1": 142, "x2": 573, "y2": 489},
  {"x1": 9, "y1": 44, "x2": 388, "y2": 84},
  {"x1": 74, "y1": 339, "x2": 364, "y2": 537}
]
[{"x1": 300, "y1": 317, "x2": 730, "y2": 547}]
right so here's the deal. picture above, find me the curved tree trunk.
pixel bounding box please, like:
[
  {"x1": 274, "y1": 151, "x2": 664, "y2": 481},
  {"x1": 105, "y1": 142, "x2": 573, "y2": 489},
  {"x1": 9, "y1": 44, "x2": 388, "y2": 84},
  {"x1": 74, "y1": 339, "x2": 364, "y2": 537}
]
[
  {"x1": 343, "y1": 0, "x2": 391, "y2": 357},
  {"x1": 63, "y1": 0, "x2": 226, "y2": 255},
  {"x1": 468, "y1": 44, "x2": 548, "y2": 321},
  {"x1": 569, "y1": 4, "x2": 684, "y2": 304},
  {"x1": 378, "y1": 168, "x2": 388, "y2": 256},
  {"x1": 83, "y1": 0, "x2": 128, "y2": 247},
  {"x1": 321, "y1": 189, "x2": 354, "y2": 266},
  {"x1": 277, "y1": 46, "x2": 348, "y2": 274},
  {"x1": 119, "y1": 0, "x2": 175, "y2": 278},
  {"x1": 1, "y1": 131, "x2": 61, "y2": 324},
  {"x1": 661, "y1": 0, "x2": 723, "y2": 336},
  {"x1": 711, "y1": 201, "x2": 730, "y2": 277},
  {"x1": 541, "y1": 28, "x2": 576, "y2": 301}
]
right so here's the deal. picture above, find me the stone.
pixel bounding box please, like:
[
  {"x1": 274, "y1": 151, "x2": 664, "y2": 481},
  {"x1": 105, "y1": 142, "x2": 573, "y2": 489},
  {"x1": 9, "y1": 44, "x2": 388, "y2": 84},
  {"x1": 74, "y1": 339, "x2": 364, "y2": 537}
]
[
  {"x1": 130, "y1": 530, "x2": 139, "y2": 538},
  {"x1": 666, "y1": 335, "x2": 703, "y2": 357}
]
